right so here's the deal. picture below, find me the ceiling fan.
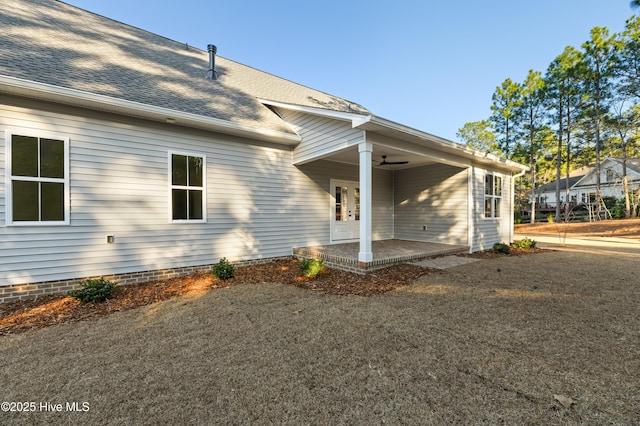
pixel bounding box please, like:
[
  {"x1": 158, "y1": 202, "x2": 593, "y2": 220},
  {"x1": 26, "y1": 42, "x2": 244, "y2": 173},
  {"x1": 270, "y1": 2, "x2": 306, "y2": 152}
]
[{"x1": 376, "y1": 155, "x2": 409, "y2": 166}]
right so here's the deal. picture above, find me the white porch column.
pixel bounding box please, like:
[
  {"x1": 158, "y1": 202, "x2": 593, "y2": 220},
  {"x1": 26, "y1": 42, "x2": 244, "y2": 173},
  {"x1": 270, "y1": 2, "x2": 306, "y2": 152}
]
[{"x1": 358, "y1": 141, "x2": 373, "y2": 263}]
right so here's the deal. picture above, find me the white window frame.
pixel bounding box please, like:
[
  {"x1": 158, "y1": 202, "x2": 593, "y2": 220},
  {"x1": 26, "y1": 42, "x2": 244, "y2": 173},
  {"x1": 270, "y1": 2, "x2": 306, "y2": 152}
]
[
  {"x1": 168, "y1": 151, "x2": 206, "y2": 223},
  {"x1": 484, "y1": 172, "x2": 502, "y2": 219},
  {"x1": 5, "y1": 129, "x2": 70, "y2": 226}
]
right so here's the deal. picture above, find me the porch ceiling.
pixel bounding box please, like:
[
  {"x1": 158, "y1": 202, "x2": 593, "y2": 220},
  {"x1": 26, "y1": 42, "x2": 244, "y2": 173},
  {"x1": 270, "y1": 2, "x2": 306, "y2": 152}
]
[{"x1": 324, "y1": 145, "x2": 439, "y2": 171}]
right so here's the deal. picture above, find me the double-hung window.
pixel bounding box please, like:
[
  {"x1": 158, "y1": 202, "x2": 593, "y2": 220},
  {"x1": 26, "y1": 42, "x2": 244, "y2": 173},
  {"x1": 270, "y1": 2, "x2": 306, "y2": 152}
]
[
  {"x1": 484, "y1": 173, "x2": 502, "y2": 218},
  {"x1": 169, "y1": 152, "x2": 205, "y2": 222},
  {"x1": 7, "y1": 132, "x2": 69, "y2": 225}
]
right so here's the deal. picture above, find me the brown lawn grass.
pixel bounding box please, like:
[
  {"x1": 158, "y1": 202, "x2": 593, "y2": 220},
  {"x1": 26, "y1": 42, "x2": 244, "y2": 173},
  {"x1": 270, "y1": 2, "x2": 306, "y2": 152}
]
[{"x1": 1, "y1": 247, "x2": 638, "y2": 425}]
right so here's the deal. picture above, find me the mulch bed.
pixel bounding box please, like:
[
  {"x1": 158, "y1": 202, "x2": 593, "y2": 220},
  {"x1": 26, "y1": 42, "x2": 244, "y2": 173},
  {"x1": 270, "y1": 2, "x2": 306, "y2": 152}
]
[
  {"x1": 1, "y1": 249, "x2": 549, "y2": 337},
  {"x1": 0, "y1": 258, "x2": 434, "y2": 336}
]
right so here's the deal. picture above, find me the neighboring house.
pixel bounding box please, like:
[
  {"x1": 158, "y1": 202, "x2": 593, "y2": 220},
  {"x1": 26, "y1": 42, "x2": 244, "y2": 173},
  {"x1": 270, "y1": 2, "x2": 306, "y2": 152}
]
[
  {"x1": 0, "y1": 0, "x2": 527, "y2": 299},
  {"x1": 537, "y1": 159, "x2": 640, "y2": 207}
]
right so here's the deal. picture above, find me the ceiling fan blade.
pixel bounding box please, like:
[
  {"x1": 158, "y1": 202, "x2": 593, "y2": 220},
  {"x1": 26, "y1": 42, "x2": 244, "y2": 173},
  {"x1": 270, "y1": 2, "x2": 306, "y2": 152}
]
[{"x1": 378, "y1": 155, "x2": 408, "y2": 165}]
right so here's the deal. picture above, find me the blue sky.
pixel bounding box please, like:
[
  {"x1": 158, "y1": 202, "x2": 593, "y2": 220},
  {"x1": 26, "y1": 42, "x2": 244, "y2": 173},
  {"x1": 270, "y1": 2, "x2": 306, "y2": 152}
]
[{"x1": 64, "y1": 1, "x2": 635, "y2": 143}]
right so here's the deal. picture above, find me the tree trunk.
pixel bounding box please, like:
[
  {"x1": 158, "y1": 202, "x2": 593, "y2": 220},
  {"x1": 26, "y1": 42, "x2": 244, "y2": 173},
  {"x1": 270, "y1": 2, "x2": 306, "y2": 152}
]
[
  {"x1": 565, "y1": 103, "x2": 572, "y2": 221},
  {"x1": 555, "y1": 99, "x2": 563, "y2": 222},
  {"x1": 624, "y1": 175, "x2": 630, "y2": 217},
  {"x1": 595, "y1": 108, "x2": 602, "y2": 221}
]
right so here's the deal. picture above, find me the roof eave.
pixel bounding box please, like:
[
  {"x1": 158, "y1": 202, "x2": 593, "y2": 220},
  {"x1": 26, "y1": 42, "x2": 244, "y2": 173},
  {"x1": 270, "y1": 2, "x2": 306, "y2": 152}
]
[
  {"x1": 354, "y1": 115, "x2": 529, "y2": 173},
  {"x1": 0, "y1": 75, "x2": 301, "y2": 146}
]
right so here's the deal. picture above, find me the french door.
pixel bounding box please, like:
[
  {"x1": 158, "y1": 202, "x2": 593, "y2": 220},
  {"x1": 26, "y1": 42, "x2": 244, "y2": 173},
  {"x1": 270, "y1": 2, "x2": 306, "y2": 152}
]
[{"x1": 331, "y1": 179, "x2": 360, "y2": 241}]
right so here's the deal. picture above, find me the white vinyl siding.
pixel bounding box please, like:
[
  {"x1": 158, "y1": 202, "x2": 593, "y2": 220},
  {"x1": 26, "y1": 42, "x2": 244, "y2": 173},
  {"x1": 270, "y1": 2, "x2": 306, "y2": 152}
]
[
  {"x1": 0, "y1": 98, "x2": 330, "y2": 285},
  {"x1": 278, "y1": 109, "x2": 365, "y2": 165},
  {"x1": 393, "y1": 164, "x2": 469, "y2": 244},
  {"x1": 471, "y1": 166, "x2": 511, "y2": 251}
]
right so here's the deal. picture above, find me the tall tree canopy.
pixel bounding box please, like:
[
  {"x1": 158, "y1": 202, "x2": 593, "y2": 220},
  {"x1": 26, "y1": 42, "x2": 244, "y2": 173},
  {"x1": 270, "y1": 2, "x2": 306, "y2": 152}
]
[{"x1": 460, "y1": 14, "x2": 640, "y2": 220}]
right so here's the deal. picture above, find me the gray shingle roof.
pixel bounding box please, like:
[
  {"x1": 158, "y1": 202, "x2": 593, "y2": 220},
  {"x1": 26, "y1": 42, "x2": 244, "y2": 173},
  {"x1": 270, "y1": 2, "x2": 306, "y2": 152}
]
[
  {"x1": 0, "y1": 0, "x2": 370, "y2": 134},
  {"x1": 538, "y1": 166, "x2": 590, "y2": 192}
]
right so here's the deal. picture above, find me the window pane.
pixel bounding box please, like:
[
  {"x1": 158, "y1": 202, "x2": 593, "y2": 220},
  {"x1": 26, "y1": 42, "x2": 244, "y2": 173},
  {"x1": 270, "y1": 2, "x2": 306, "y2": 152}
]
[
  {"x1": 188, "y1": 190, "x2": 203, "y2": 220},
  {"x1": 13, "y1": 180, "x2": 39, "y2": 221},
  {"x1": 188, "y1": 156, "x2": 203, "y2": 187},
  {"x1": 494, "y1": 176, "x2": 502, "y2": 196},
  {"x1": 40, "y1": 139, "x2": 65, "y2": 178},
  {"x1": 172, "y1": 189, "x2": 187, "y2": 220},
  {"x1": 494, "y1": 198, "x2": 501, "y2": 218},
  {"x1": 484, "y1": 197, "x2": 492, "y2": 217},
  {"x1": 12, "y1": 135, "x2": 38, "y2": 177},
  {"x1": 41, "y1": 182, "x2": 65, "y2": 221},
  {"x1": 172, "y1": 154, "x2": 187, "y2": 186},
  {"x1": 485, "y1": 174, "x2": 493, "y2": 195}
]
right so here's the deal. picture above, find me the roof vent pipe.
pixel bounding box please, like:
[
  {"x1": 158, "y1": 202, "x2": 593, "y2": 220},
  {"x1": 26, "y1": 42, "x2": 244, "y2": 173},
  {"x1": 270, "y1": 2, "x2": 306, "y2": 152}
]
[{"x1": 207, "y1": 44, "x2": 218, "y2": 80}]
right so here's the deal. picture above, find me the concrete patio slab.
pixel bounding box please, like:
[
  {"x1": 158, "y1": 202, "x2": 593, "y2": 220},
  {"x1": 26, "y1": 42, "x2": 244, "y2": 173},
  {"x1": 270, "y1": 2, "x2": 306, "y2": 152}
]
[{"x1": 293, "y1": 240, "x2": 469, "y2": 274}]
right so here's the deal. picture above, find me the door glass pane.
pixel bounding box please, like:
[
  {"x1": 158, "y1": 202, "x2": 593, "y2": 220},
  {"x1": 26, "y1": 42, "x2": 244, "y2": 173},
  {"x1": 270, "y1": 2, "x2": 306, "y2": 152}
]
[
  {"x1": 355, "y1": 187, "x2": 360, "y2": 221},
  {"x1": 188, "y1": 156, "x2": 203, "y2": 187},
  {"x1": 336, "y1": 186, "x2": 347, "y2": 221},
  {"x1": 13, "y1": 180, "x2": 39, "y2": 221},
  {"x1": 12, "y1": 135, "x2": 38, "y2": 177},
  {"x1": 188, "y1": 190, "x2": 203, "y2": 220},
  {"x1": 41, "y1": 182, "x2": 65, "y2": 221},
  {"x1": 172, "y1": 189, "x2": 188, "y2": 220},
  {"x1": 40, "y1": 139, "x2": 65, "y2": 178},
  {"x1": 172, "y1": 154, "x2": 187, "y2": 186},
  {"x1": 340, "y1": 187, "x2": 348, "y2": 221}
]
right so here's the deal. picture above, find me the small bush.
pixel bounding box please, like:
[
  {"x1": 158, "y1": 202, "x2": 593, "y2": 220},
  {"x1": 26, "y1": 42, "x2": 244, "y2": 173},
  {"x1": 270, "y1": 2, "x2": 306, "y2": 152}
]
[
  {"x1": 68, "y1": 278, "x2": 118, "y2": 303},
  {"x1": 212, "y1": 257, "x2": 235, "y2": 280},
  {"x1": 547, "y1": 214, "x2": 555, "y2": 223},
  {"x1": 511, "y1": 237, "x2": 537, "y2": 250},
  {"x1": 514, "y1": 211, "x2": 522, "y2": 224},
  {"x1": 492, "y1": 242, "x2": 511, "y2": 254},
  {"x1": 299, "y1": 258, "x2": 324, "y2": 278}
]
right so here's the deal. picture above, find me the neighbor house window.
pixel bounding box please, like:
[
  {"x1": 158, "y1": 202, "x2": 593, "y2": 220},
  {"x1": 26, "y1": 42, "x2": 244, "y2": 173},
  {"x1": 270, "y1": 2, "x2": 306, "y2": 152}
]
[
  {"x1": 7, "y1": 132, "x2": 69, "y2": 225},
  {"x1": 605, "y1": 168, "x2": 615, "y2": 183},
  {"x1": 484, "y1": 173, "x2": 502, "y2": 218},
  {"x1": 169, "y1": 152, "x2": 205, "y2": 222}
]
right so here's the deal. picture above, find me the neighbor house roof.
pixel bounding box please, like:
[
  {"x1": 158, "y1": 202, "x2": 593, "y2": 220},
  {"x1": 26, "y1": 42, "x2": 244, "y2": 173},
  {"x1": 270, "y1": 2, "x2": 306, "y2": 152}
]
[{"x1": 538, "y1": 166, "x2": 590, "y2": 192}]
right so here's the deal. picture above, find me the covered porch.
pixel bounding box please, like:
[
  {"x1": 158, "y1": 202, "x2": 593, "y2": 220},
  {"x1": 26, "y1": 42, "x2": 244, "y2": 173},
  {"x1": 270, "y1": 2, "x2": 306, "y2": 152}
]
[
  {"x1": 293, "y1": 239, "x2": 469, "y2": 274},
  {"x1": 265, "y1": 100, "x2": 528, "y2": 266}
]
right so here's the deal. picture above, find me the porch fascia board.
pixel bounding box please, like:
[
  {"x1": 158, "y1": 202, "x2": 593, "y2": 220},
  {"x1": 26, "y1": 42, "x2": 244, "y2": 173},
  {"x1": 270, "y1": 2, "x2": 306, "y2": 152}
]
[
  {"x1": 365, "y1": 132, "x2": 471, "y2": 170},
  {"x1": 355, "y1": 115, "x2": 528, "y2": 174}
]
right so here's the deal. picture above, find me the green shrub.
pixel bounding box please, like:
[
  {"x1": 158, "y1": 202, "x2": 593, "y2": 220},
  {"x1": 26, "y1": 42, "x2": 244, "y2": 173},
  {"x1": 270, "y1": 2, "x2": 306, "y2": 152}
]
[
  {"x1": 68, "y1": 278, "x2": 118, "y2": 303},
  {"x1": 212, "y1": 257, "x2": 235, "y2": 280},
  {"x1": 299, "y1": 258, "x2": 324, "y2": 278},
  {"x1": 511, "y1": 237, "x2": 537, "y2": 250},
  {"x1": 612, "y1": 198, "x2": 626, "y2": 219},
  {"x1": 514, "y1": 211, "x2": 522, "y2": 225},
  {"x1": 492, "y1": 242, "x2": 511, "y2": 254}
]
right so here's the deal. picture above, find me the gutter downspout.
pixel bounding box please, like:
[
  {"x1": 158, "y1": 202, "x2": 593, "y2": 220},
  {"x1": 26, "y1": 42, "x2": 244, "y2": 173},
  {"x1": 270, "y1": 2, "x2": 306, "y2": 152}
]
[{"x1": 510, "y1": 168, "x2": 527, "y2": 243}]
